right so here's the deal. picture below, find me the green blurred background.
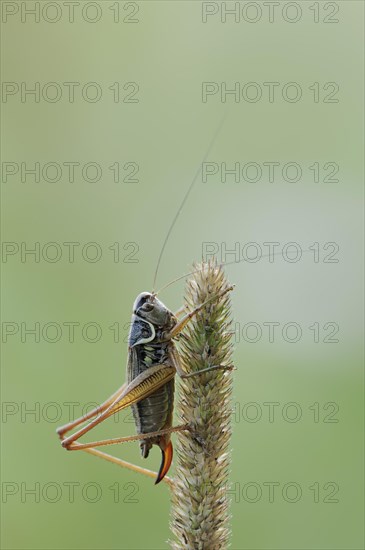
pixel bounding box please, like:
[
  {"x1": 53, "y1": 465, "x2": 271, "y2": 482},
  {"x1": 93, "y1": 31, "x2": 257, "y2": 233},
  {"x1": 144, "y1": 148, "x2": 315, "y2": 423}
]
[{"x1": 1, "y1": 1, "x2": 364, "y2": 548}]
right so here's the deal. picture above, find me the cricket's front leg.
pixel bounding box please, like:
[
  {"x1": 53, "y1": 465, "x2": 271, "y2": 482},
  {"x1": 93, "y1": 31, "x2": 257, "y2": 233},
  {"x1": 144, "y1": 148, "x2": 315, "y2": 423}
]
[
  {"x1": 169, "y1": 342, "x2": 234, "y2": 380},
  {"x1": 165, "y1": 285, "x2": 234, "y2": 340},
  {"x1": 166, "y1": 285, "x2": 235, "y2": 380}
]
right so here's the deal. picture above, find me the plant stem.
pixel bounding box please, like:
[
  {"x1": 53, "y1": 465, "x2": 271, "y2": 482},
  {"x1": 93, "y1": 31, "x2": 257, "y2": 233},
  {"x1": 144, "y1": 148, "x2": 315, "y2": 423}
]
[{"x1": 169, "y1": 260, "x2": 234, "y2": 550}]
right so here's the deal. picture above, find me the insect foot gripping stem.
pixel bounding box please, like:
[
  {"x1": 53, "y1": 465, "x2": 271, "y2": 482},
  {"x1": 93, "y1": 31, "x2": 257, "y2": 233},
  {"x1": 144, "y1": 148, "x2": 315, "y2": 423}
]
[{"x1": 169, "y1": 260, "x2": 234, "y2": 550}]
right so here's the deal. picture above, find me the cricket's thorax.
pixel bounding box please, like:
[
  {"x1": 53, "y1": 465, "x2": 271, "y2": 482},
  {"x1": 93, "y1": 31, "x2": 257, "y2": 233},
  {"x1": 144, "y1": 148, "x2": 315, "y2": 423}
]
[
  {"x1": 127, "y1": 315, "x2": 176, "y2": 458},
  {"x1": 134, "y1": 340, "x2": 170, "y2": 370}
]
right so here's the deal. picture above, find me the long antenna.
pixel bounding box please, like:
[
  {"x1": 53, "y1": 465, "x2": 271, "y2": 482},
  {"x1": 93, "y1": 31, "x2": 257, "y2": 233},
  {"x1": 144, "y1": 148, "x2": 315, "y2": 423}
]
[
  {"x1": 152, "y1": 114, "x2": 227, "y2": 291},
  {"x1": 156, "y1": 249, "x2": 312, "y2": 296}
]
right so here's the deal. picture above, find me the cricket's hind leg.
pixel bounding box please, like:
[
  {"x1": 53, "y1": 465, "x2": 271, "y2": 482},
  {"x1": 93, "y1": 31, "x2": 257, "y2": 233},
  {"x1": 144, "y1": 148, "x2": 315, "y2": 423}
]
[
  {"x1": 57, "y1": 382, "x2": 128, "y2": 440},
  {"x1": 56, "y1": 364, "x2": 189, "y2": 485},
  {"x1": 60, "y1": 424, "x2": 186, "y2": 486},
  {"x1": 71, "y1": 434, "x2": 176, "y2": 486}
]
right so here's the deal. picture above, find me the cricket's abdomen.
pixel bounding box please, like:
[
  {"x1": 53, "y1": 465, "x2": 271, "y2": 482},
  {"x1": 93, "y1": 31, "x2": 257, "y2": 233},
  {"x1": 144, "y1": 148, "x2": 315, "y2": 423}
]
[
  {"x1": 134, "y1": 379, "x2": 174, "y2": 449},
  {"x1": 129, "y1": 341, "x2": 175, "y2": 456}
]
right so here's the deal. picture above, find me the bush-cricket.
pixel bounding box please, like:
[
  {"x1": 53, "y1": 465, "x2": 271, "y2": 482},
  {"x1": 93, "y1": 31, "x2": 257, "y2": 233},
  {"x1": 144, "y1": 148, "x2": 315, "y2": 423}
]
[{"x1": 56, "y1": 118, "x2": 234, "y2": 485}]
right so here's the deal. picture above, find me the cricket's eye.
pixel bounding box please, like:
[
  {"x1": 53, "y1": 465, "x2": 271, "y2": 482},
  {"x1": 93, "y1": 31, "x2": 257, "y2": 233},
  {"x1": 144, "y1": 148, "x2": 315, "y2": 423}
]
[{"x1": 141, "y1": 303, "x2": 154, "y2": 312}]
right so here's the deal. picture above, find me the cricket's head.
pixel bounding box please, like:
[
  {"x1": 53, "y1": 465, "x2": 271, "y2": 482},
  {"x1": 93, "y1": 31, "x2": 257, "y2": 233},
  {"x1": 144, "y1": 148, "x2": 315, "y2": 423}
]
[{"x1": 133, "y1": 292, "x2": 172, "y2": 327}]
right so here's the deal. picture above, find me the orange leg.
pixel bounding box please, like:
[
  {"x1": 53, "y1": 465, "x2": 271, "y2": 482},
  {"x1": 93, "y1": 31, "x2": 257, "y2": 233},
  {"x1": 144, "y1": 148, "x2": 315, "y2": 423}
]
[
  {"x1": 57, "y1": 382, "x2": 127, "y2": 439},
  {"x1": 166, "y1": 285, "x2": 234, "y2": 340},
  {"x1": 62, "y1": 424, "x2": 189, "y2": 451},
  {"x1": 80, "y1": 446, "x2": 174, "y2": 487},
  {"x1": 57, "y1": 364, "x2": 189, "y2": 485}
]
